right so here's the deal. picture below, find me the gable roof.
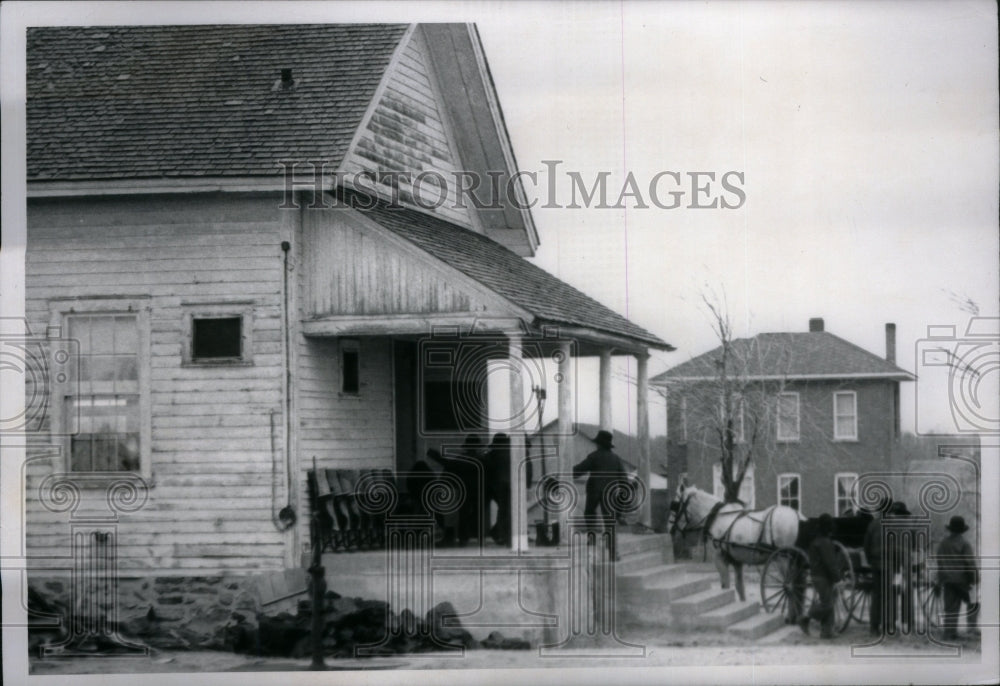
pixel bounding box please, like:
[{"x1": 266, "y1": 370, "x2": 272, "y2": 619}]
[
  {"x1": 346, "y1": 190, "x2": 672, "y2": 351},
  {"x1": 652, "y1": 331, "x2": 913, "y2": 383},
  {"x1": 27, "y1": 24, "x2": 408, "y2": 181}
]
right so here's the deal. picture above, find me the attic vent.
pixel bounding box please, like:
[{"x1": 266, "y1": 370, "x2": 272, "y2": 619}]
[{"x1": 281, "y1": 68, "x2": 294, "y2": 88}]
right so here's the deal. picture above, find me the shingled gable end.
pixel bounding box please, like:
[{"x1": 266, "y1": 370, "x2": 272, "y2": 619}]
[{"x1": 25, "y1": 23, "x2": 672, "y2": 646}]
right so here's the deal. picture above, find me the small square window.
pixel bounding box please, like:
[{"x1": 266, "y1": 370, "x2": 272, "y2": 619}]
[{"x1": 192, "y1": 317, "x2": 242, "y2": 360}]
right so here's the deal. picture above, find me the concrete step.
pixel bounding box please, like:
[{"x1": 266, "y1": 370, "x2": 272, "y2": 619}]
[
  {"x1": 670, "y1": 587, "x2": 735, "y2": 616},
  {"x1": 615, "y1": 549, "x2": 665, "y2": 575},
  {"x1": 617, "y1": 564, "x2": 690, "y2": 591},
  {"x1": 620, "y1": 573, "x2": 714, "y2": 603},
  {"x1": 757, "y1": 623, "x2": 800, "y2": 644},
  {"x1": 616, "y1": 533, "x2": 672, "y2": 558},
  {"x1": 697, "y1": 600, "x2": 761, "y2": 629},
  {"x1": 728, "y1": 609, "x2": 788, "y2": 640}
]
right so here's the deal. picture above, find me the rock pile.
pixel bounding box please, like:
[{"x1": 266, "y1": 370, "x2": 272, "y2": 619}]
[{"x1": 28, "y1": 584, "x2": 532, "y2": 658}]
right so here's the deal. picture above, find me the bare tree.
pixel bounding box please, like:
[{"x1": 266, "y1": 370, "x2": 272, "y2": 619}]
[{"x1": 662, "y1": 292, "x2": 791, "y2": 504}]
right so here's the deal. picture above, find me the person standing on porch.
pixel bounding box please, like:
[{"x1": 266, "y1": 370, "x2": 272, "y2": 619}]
[
  {"x1": 573, "y1": 430, "x2": 628, "y2": 561},
  {"x1": 935, "y1": 515, "x2": 978, "y2": 640},
  {"x1": 486, "y1": 433, "x2": 512, "y2": 546}
]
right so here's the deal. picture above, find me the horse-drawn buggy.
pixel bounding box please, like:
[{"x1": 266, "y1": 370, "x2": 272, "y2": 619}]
[
  {"x1": 671, "y1": 484, "x2": 971, "y2": 637},
  {"x1": 670, "y1": 485, "x2": 876, "y2": 633},
  {"x1": 759, "y1": 512, "x2": 873, "y2": 632}
]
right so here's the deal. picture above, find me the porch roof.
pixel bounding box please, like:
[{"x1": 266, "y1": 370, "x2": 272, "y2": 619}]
[{"x1": 347, "y1": 191, "x2": 673, "y2": 353}]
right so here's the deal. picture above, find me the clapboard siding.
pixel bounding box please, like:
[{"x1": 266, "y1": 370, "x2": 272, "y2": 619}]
[
  {"x1": 340, "y1": 28, "x2": 473, "y2": 228},
  {"x1": 294, "y1": 204, "x2": 397, "y2": 548},
  {"x1": 25, "y1": 194, "x2": 290, "y2": 573},
  {"x1": 304, "y1": 206, "x2": 490, "y2": 317}
]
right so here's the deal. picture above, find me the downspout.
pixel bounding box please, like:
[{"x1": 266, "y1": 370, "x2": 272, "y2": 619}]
[{"x1": 274, "y1": 240, "x2": 296, "y2": 531}]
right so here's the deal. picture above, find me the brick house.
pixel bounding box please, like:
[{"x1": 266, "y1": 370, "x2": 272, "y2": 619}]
[{"x1": 652, "y1": 318, "x2": 914, "y2": 517}]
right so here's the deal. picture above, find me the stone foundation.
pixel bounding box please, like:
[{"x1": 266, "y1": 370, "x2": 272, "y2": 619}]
[{"x1": 28, "y1": 574, "x2": 262, "y2": 654}]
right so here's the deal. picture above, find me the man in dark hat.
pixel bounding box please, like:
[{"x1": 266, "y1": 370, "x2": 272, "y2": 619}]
[
  {"x1": 486, "y1": 433, "x2": 512, "y2": 545},
  {"x1": 799, "y1": 513, "x2": 843, "y2": 638},
  {"x1": 863, "y1": 496, "x2": 890, "y2": 635},
  {"x1": 935, "y1": 515, "x2": 978, "y2": 640},
  {"x1": 573, "y1": 429, "x2": 629, "y2": 560},
  {"x1": 886, "y1": 501, "x2": 915, "y2": 631}
]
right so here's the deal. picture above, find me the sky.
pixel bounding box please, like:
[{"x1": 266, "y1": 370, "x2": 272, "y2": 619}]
[
  {"x1": 2, "y1": 0, "x2": 997, "y2": 439},
  {"x1": 470, "y1": 1, "x2": 999, "y2": 437}
]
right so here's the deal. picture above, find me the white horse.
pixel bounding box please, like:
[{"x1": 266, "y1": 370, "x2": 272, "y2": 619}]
[{"x1": 671, "y1": 485, "x2": 802, "y2": 601}]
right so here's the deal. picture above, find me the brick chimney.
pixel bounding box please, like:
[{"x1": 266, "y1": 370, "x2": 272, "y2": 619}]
[
  {"x1": 885, "y1": 323, "x2": 896, "y2": 364},
  {"x1": 809, "y1": 317, "x2": 824, "y2": 332}
]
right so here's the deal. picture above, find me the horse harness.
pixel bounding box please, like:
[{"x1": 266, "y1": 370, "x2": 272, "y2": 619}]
[{"x1": 671, "y1": 493, "x2": 782, "y2": 562}]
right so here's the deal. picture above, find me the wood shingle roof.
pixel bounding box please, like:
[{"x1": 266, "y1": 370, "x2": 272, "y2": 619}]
[{"x1": 27, "y1": 24, "x2": 408, "y2": 180}]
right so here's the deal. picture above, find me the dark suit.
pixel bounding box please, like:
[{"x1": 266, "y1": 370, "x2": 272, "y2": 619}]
[
  {"x1": 807, "y1": 534, "x2": 843, "y2": 638},
  {"x1": 573, "y1": 447, "x2": 628, "y2": 558},
  {"x1": 936, "y1": 533, "x2": 978, "y2": 638}
]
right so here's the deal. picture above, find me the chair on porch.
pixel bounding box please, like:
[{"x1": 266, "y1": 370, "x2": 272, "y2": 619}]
[
  {"x1": 306, "y1": 467, "x2": 338, "y2": 553},
  {"x1": 307, "y1": 466, "x2": 399, "y2": 553}
]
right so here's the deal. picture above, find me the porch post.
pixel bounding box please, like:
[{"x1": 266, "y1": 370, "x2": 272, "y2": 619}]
[
  {"x1": 636, "y1": 353, "x2": 651, "y2": 528},
  {"x1": 508, "y1": 333, "x2": 528, "y2": 552},
  {"x1": 599, "y1": 349, "x2": 613, "y2": 430},
  {"x1": 556, "y1": 340, "x2": 574, "y2": 544}
]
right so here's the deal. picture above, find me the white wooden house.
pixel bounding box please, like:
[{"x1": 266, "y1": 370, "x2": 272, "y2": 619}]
[{"x1": 24, "y1": 24, "x2": 672, "y2": 644}]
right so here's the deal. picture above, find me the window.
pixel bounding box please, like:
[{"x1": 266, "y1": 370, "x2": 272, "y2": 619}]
[
  {"x1": 712, "y1": 463, "x2": 754, "y2": 508},
  {"x1": 340, "y1": 339, "x2": 360, "y2": 394},
  {"x1": 778, "y1": 473, "x2": 801, "y2": 511},
  {"x1": 182, "y1": 303, "x2": 253, "y2": 365},
  {"x1": 719, "y1": 393, "x2": 745, "y2": 443},
  {"x1": 835, "y1": 472, "x2": 858, "y2": 516},
  {"x1": 776, "y1": 392, "x2": 800, "y2": 441},
  {"x1": 192, "y1": 317, "x2": 242, "y2": 360},
  {"x1": 66, "y1": 314, "x2": 140, "y2": 471},
  {"x1": 50, "y1": 299, "x2": 150, "y2": 476},
  {"x1": 833, "y1": 391, "x2": 857, "y2": 440}
]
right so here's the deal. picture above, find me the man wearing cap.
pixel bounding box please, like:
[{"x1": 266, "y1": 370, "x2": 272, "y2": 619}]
[
  {"x1": 799, "y1": 513, "x2": 843, "y2": 639},
  {"x1": 935, "y1": 515, "x2": 978, "y2": 640},
  {"x1": 573, "y1": 430, "x2": 629, "y2": 560}
]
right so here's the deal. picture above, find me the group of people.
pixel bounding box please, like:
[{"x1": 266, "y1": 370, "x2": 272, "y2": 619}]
[
  {"x1": 406, "y1": 432, "x2": 533, "y2": 547},
  {"x1": 798, "y1": 499, "x2": 978, "y2": 641},
  {"x1": 407, "y1": 429, "x2": 629, "y2": 552},
  {"x1": 861, "y1": 500, "x2": 978, "y2": 641}
]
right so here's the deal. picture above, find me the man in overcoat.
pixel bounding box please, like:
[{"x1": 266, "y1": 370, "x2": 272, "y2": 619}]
[
  {"x1": 573, "y1": 430, "x2": 629, "y2": 560},
  {"x1": 935, "y1": 515, "x2": 978, "y2": 640},
  {"x1": 800, "y1": 513, "x2": 843, "y2": 638}
]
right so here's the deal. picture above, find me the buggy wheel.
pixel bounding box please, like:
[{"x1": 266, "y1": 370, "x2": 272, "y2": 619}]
[
  {"x1": 761, "y1": 547, "x2": 809, "y2": 622},
  {"x1": 920, "y1": 582, "x2": 944, "y2": 634},
  {"x1": 832, "y1": 541, "x2": 857, "y2": 633},
  {"x1": 848, "y1": 572, "x2": 871, "y2": 626}
]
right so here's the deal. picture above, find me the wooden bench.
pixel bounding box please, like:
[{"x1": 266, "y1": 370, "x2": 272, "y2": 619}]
[{"x1": 307, "y1": 467, "x2": 396, "y2": 553}]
